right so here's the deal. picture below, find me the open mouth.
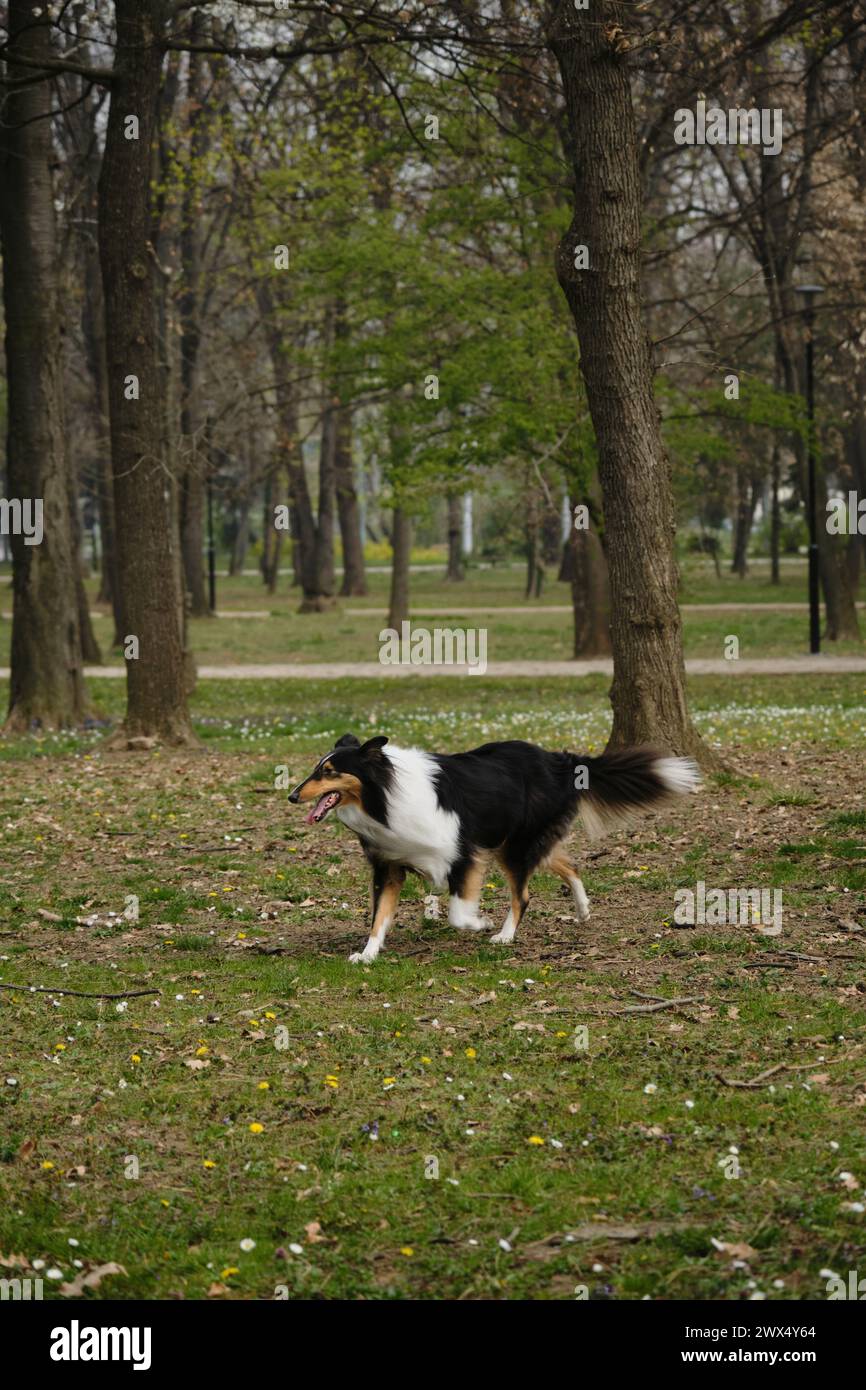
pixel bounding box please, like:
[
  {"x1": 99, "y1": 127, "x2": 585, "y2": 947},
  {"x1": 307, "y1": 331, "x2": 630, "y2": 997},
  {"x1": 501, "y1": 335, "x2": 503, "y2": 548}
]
[{"x1": 305, "y1": 791, "x2": 341, "y2": 825}]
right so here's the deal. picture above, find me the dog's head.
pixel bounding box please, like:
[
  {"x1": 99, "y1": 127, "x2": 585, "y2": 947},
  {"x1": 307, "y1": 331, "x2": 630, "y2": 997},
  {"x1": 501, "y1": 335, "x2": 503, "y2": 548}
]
[{"x1": 288, "y1": 733, "x2": 390, "y2": 824}]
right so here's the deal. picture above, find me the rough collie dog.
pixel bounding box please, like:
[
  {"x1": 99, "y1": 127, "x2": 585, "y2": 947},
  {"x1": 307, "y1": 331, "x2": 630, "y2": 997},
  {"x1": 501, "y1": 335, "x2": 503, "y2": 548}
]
[{"x1": 289, "y1": 735, "x2": 700, "y2": 964}]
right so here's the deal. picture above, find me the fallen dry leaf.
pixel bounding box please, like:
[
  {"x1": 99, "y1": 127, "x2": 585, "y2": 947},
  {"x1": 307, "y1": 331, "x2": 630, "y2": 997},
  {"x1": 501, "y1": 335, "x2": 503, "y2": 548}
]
[{"x1": 60, "y1": 1262, "x2": 127, "y2": 1296}]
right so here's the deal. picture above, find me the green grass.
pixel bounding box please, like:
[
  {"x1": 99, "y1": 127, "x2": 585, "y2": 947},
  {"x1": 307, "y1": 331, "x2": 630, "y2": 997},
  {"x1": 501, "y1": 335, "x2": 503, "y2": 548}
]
[
  {"x1": 0, "y1": 671, "x2": 864, "y2": 1299},
  {"x1": 2, "y1": 557, "x2": 863, "y2": 667}
]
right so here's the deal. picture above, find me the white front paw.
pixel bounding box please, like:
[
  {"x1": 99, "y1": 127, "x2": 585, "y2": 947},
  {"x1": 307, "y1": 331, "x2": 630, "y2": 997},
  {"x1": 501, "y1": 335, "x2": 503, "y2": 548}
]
[
  {"x1": 348, "y1": 945, "x2": 378, "y2": 965},
  {"x1": 489, "y1": 928, "x2": 515, "y2": 945}
]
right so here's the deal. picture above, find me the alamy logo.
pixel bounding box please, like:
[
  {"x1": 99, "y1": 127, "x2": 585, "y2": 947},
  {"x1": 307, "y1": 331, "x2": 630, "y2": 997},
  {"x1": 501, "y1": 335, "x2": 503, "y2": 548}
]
[
  {"x1": 826, "y1": 1270, "x2": 866, "y2": 1300},
  {"x1": 379, "y1": 622, "x2": 487, "y2": 675},
  {"x1": 49, "y1": 1320, "x2": 152, "y2": 1371},
  {"x1": 674, "y1": 99, "x2": 783, "y2": 156},
  {"x1": 674, "y1": 880, "x2": 782, "y2": 934},
  {"x1": 0, "y1": 497, "x2": 43, "y2": 546},
  {"x1": 826, "y1": 492, "x2": 866, "y2": 535},
  {"x1": 0, "y1": 1276, "x2": 43, "y2": 1300}
]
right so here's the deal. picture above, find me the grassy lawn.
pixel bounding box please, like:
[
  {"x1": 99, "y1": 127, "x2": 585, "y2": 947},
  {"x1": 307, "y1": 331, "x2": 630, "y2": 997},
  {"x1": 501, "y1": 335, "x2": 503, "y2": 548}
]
[
  {"x1": 2, "y1": 558, "x2": 864, "y2": 667},
  {"x1": 1, "y1": 673, "x2": 864, "y2": 1299}
]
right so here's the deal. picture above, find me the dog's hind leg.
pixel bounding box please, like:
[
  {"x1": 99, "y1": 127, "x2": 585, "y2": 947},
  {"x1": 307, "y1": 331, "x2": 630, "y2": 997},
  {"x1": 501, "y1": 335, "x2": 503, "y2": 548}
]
[
  {"x1": 489, "y1": 856, "x2": 530, "y2": 945},
  {"x1": 545, "y1": 845, "x2": 591, "y2": 923},
  {"x1": 349, "y1": 860, "x2": 405, "y2": 964},
  {"x1": 447, "y1": 853, "x2": 491, "y2": 932}
]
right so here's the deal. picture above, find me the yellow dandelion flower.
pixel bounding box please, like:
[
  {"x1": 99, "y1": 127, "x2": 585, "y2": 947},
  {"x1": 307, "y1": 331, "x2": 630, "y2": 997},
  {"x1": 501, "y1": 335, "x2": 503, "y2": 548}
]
[
  {"x1": 131, "y1": 1054, "x2": 141, "y2": 1064},
  {"x1": 41, "y1": 1160, "x2": 55, "y2": 1171},
  {"x1": 465, "y1": 1048, "x2": 476, "y2": 1059},
  {"x1": 249, "y1": 1122, "x2": 264, "y2": 1134},
  {"x1": 421, "y1": 1057, "x2": 432, "y2": 1065},
  {"x1": 264, "y1": 1011, "x2": 276, "y2": 1020},
  {"x1": 203, "y1": 1160, "x2": 216, "y2": 1169},
  {"x1": 400, "y1": 1247, "x2": 414, "y2": 1257},
  {"x1": 196, "y1": 1046, "x2": 208, "y2": 1057},
  {"x1": 527, "y1": 1135, "x2": 545, "y2": 1146},
  {"x1": 220, "y1": 1267, "x2": 239, "y2": 1279},
  {"x1": 257, "y1": 1081, "x2": 270, "y2": 1091},
  {"x1": 54, "y1": 1043, "x2": 66, "y2": 1052}
]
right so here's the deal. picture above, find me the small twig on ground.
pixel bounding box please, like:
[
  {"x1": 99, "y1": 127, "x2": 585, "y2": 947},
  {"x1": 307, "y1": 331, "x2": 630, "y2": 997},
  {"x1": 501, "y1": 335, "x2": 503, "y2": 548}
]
[
  {"x1": 611, "y1": 993, "x2": 705, "y2": 1015},
  {"x1": 716, "y1": 1057, "x2": 851, "y2": 1089},
  {"x1": 0, "y1": 982, "x2": 160, "y2": 1000},
  {"x1": 716, "y1": 1062, "x2": 788, "y2": 1089}
]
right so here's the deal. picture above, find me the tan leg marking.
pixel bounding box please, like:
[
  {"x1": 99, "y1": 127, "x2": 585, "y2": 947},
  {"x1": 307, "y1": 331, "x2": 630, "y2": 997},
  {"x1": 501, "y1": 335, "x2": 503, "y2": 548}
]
[{"x1": 545, "y1": 845, "x2": 590, "y2": 922}]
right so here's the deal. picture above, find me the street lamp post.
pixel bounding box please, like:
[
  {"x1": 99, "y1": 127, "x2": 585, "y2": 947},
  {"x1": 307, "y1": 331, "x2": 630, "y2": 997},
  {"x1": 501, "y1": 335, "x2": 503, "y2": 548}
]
[{"x1": 794, "y1": 283, "x2": 824, "y2": 655}]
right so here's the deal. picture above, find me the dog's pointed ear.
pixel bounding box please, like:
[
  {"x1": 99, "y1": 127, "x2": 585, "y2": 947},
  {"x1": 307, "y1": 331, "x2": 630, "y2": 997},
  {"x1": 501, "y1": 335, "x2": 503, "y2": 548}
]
[
  {"x1": 334, "y1": 733, "x2": 361, "y2": 749},
  {"x1": 360, "y1": 735, "x2": 388, "y2": 754}
]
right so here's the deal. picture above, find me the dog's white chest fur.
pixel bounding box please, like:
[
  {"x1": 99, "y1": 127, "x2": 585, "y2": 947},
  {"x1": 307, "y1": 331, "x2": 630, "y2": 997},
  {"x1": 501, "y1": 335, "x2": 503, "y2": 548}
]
[{"x1": 336, "y1": 745, "x2": 460, "y2": 888}]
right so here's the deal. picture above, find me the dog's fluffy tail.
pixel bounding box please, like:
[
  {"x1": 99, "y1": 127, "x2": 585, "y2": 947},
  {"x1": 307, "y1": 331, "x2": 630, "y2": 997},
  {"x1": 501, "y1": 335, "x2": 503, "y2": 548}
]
[{"x1": 573, "y1": 746, "x2": 701, "y2": 838}]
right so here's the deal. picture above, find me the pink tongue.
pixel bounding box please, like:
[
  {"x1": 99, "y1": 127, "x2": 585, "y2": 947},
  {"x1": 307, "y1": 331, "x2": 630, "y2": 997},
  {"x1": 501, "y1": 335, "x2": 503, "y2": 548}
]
[{"x1": 305, "y1": 793, "x2": 334, "y2": 825}]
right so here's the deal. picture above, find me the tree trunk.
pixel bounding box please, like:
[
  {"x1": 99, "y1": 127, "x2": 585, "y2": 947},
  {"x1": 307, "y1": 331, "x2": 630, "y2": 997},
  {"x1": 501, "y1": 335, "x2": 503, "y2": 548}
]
[
  {"x1": 230, "y1": 504, "x2": 250, "y2": 577},
  {"x1": 0, "y1": 0, "x2": 89, "y2": 730},
  {"x1": 571, "y1": 504, "x2": 612, "y2": 657},
  {"x1": 524, "y1": 486, "x2": 539, "y2": 599},
  {"x1": 548, "y1": 0, "x2": 713, "y2": 764},
  {"x1": 335, "y1": 401, "x2": 367, "y2": 595},
  {"x1": 178, "y1": 9, "x2": 210, "y2": 617},
  {"x1": 81, "y1": 191, "x2": 122, "y2": 635},
  {"x1": 770, "y1": 445, "x2": 781, "y2": 585},
  {"x1": 97, "y1": 0, "x2": 194, "y2": 745},
  {"x1": 388, "y1": 508, "x2": 412, "y2": 630},
  {"x1": 446, "y1": 492, "x2": 465, "y2": 581},
  {"x1": 298, "y1": 402, "x2": 337, "y2": 612},
  {"x1": 731, "y1": 466, "x2": 758, "y2": 578},
  {"x1": 68, "y1": 471, "x2": 101, "y2": 665}
]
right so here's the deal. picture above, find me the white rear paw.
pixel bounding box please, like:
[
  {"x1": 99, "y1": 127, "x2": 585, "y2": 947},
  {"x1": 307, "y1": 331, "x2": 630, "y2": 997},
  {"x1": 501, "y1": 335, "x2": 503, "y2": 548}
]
[{"x1": 489, "y1": 928, "x2": 515, "y2": 945}]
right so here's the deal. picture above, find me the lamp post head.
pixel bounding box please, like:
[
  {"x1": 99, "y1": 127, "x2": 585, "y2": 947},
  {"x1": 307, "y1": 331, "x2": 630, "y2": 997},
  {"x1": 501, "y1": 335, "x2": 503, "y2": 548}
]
[{"x1": 794, "y1": 282, "x2": 824, "y2": 325}]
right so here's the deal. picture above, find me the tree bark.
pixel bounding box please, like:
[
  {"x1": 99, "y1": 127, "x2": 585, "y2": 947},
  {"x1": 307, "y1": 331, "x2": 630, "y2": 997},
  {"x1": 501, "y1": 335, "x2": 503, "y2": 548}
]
[
  {"x1": 97, "y1": 0, "x2": 194, "y2": 744},
  {"x1": 446, "y1": 492, "x2": 465, "y2": 581},
  {"x1": 769, "y1": 444, "x2": 781, "y2": 585},
  {"x1": 547, "y1": 1, "x2": 713, "y2": 764},
  {"x1": 731, "y1": 467, "x2": 759, "y2": 578},
  {"x1": 178, "y1": 9, "x2": 210, "y2": 617},
  {"x1": 335, "y1": 401, "x2": 367, "y2": 596},
  {"x1": 388, "y1": 508, "x2": 412, "y2": 630},
  {"x1": 298, "y1": 399, "x2": 337, "y2": 611},
  {"x1": 0, "y1": 0, "x2": 89, "y2": 731}
]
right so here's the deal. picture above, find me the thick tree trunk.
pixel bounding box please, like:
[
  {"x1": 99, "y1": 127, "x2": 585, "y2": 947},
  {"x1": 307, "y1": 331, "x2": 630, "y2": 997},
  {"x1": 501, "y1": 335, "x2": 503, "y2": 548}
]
[
  {"x1": 335, "y1": 402, "x2": 367, "y2": 596},
  {"x1": 0, "y1": 0, "x2": 89, "y2": 731},
  {"x1": 178, "y1": 11, "x2": 210, "y2": 617},
  {"x1": 98, "y1": 0, "x2": 194, "y2": 745},
  {"x1": 548, "y1": 0, "x2": 713, "y2": 764},
  {"x1": 388, "y1": 508, "x2": 412, "y2": 630},
  {"x1": 81, "y1": 200, "x2": 122, "y2": 635},
  {"x1": 446, "y1": 492, "x2": 465, "y2": 581}
]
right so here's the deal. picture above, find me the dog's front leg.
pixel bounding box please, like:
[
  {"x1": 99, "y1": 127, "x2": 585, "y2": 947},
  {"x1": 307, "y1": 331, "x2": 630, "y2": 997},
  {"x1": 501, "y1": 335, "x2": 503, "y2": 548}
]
[{"x1": 349, "y1": 860, "x2": 405, "y2": 964}]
